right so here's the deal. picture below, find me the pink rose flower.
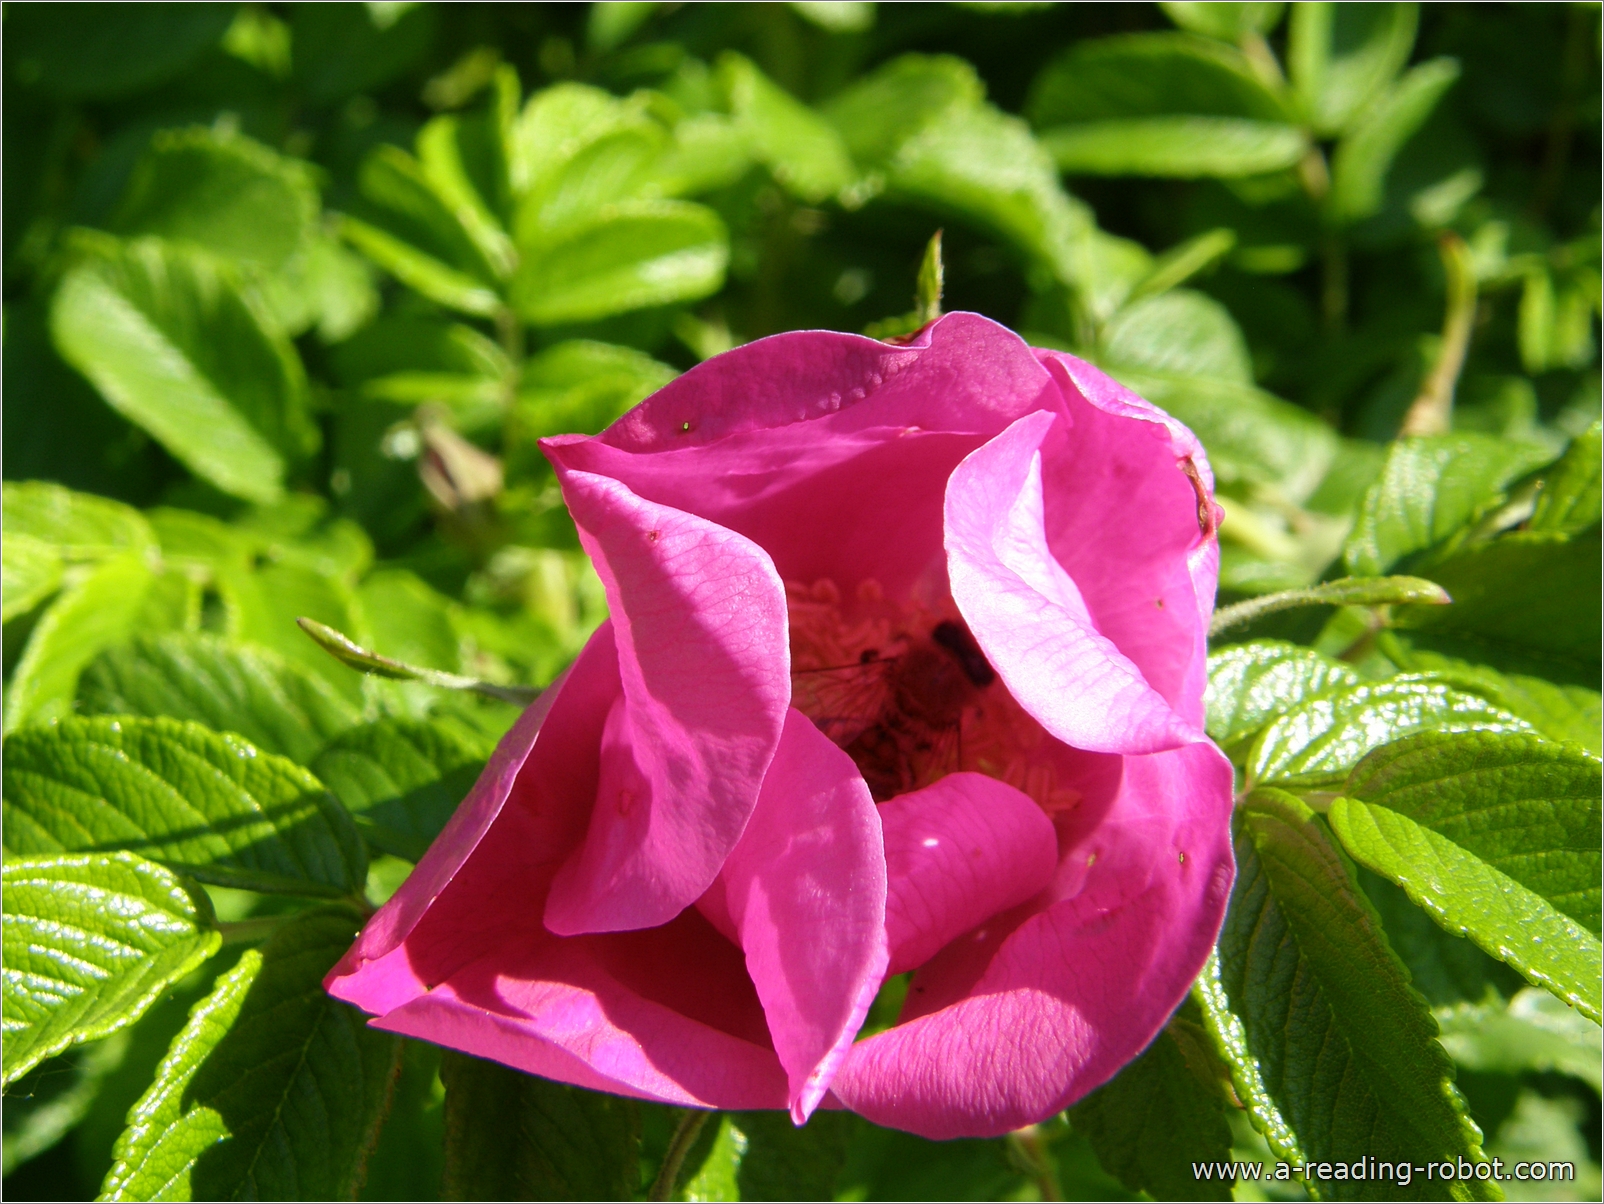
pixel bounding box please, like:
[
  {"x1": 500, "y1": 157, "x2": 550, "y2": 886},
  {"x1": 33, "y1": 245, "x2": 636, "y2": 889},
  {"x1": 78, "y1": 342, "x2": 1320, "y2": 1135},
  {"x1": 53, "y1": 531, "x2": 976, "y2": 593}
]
[{"x1": 326, "y1": 312, "x2": 1235, "y2": 1140}]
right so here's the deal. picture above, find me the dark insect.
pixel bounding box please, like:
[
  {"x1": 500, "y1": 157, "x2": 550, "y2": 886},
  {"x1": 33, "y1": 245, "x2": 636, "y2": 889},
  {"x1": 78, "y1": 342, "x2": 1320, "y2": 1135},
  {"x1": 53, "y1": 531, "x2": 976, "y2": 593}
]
[{"x1": 792, "y1": 617, "x2": 996, "y2": 801}]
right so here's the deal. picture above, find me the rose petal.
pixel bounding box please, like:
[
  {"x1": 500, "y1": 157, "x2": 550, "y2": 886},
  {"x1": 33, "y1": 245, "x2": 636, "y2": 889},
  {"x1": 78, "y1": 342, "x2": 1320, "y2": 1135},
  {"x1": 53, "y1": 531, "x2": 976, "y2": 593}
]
[
  {"x1": 946, "y1": 411, "x2": 1201, "y2": 756},
  {"x1": 832, "y1": 742, "x2": 1234, "y2": 1139},
  {"x1": 374, "y1": 908, "x2": 789, "y2": 1110},
  {"x1": 715, "y1": 710, "x2": 888, "y2": 1122},
  {"x1": 543, "y1": 468, "x2": 791, "y2": 935},
  {"x1": 1036, "y1": 352, "x2": 1219, "y2": 729},
  {"x1": 326, "y1": 624, "x2": 622, "y2": 1009},
  {"x1": 878, "y1": 773, "x2": 1058, "y2": 975}
]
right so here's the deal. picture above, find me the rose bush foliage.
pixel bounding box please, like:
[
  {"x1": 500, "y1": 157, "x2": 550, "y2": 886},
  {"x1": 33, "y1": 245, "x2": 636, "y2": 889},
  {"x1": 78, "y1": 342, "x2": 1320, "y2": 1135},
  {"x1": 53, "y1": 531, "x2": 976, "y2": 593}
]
[{"x1": 327, "y1": 313, "x2": 1236, "y2": 1138}]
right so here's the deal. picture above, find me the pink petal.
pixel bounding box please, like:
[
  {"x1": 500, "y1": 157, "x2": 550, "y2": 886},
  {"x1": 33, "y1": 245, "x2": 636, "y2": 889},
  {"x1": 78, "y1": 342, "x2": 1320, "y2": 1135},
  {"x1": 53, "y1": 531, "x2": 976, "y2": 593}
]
[
  {"x1": 542, "y1": 314, "x2": 1059, "y2": 602},
  {"x1": 714, "y1": 710, "x2": 888, "y2": 1122},
  {"x1": 598, "y1": 312, "x2": 1054, "y2": 452},
  {"x1": 831, "y1": 742, "x2": 1235, "y2": 1139},
  {"x1": 1036, "y1": 352, "x2": 1220, "y2": 728},
  {"x1": 945, "y1": 411, "x2": 1201, "y2": 756},
  {"x1": 878, "y1": 773, "x2": 1058, "y2": 975},
  {"x1": 326, "y1": 624, "x2": 622, "y2": 1008},
  {"x1": 542, "y1": 467, "x2": 791, "y2": 935},
  {"x1": 374, "y1": 908, "x2": 789, "y2": 1110}
]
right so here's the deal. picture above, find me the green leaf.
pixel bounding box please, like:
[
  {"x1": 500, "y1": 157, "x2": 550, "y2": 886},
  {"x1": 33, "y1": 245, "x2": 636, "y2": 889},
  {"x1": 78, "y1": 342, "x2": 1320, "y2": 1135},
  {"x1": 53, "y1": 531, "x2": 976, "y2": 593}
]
[
  {"x1": 415, "y1": 114, "x2": 517, "y2": 278},
  {"x1": 1359, "y1": 866, "x2": 1522, "y2": 1010},
  {"x1": 1529, "y1": 422, "x2": 1601, "y2": 535},
  {"x1": 2, "y1": 481, "x2": 156, "y2": 563},
  {"x1": 1102, "y1": 289, "x2": 1254, "y2": 383},
  {"x1": 1027, "y1": 32, "x2": 1291, "y2": 127},
  {"x1": 2, "y1": 853, "x2": 220, "y2": 1086},
  {"x1": 1342, "y1": 732, "x2": 1601, "y2": 935},
  {"x1": 650, "y1": 113, "x2": 754, "y2": 199},
  {"x1": 220, "y1": 560, "x2": 369, "y2": 702},
  {"x1": 2, "y1": 534, "x2": 64, "y2": 623},
  {"x1": 1206, "y1": 640, "x2": 1362, "y2": 751},
  {"x1": 1231, "y1": 789, "x2": 1494, "y2": 1191},
  {"x1": 1330, "y1": 796, "x2": 1601, "y2": 1023},
  {"x1": 439, "y1": 1049, "x2": 640, "y2": 1201},
  {"x1": 357, "y1": 567, "x2": 467, "y2": 716},
  {"x1": 359, "y1": 144, "x2": 504, "y2": 285},
  {"x1": 100, "y1": 907, "x2": 401, "y2": 1202},
  {"x1": 6, "y1": 3, "x2": 235, "y2": 100},
  {"x1": 1160, "y1": 2, "x2": 1285, "y2": 40},
  {"x1": 718, "y1": 53, "x2": 856, "y2": 203},
  {"x1": 78, "y1": 633, "x2": 361, "y2": 764},
  {"x1": 357, "y1": 1038, "x2": 446, "y2": 1202},
  {"x1": 1375, "y1": 650, "x2": 1602, "y2": 755},
  {"x1": 1190, "y1": 953, "x2": 1307, "y2": 1167},
  {"x1": 1247, "y1": 677, "x2": 1530, "y2": 788},
  {"x1": 823, "y1": 54, "x2": 985, "y2": 167},
  {"x1": 1388, "y1": 529, "x2": 1601, "y2": 686},
  {"x1": 1111, "y1": 370, "x2": 1339, "y2": 502},
  {"x1": 880, "y1": 101, "x2": 1100, "y2": 295},
  {"x1": 311, "y1": 720, "x2": 485, "y2": 861},
  {"x1": 1288, "y1": 2, "x2": 1419, "y2": 136},
  {"x1": 1329, "y1": 59, "x2": 1462, "y2": 226},
  {"x1": 679, "y1": 1113, "x2": 744, "y2": 1202},
  {"x1": 728, "y1": 1111, "x2": 854, "y2": 1201},
  {"x1": 509, "y1": 83, "x2": 659, "y2": 205},
  {"x1": 509, "y1": 340, "x2": 676, "y2": 460},
  {"x1": 112, "y1": 127, "x2": 319, "y2": 274},
  {"x1": 1343, "y1": 434, "x2": 1554, "y2": 576},
  {"x1": 2, "y1": 716, "x2": 367, "y2": 897},
  {"x1": 510, "y1": 200, "x2": 728, "y2": 325},
  {"x1": 1043, "y1": 116, "x2": 1306, "y2": 178},
  {"x1": 1436, "y1": 989, "x2": 1602, "y2": 1092},
  {"x1": 338, "y1": 213, "x2": 503, "y2": 318},
  {"x1": 50, "y1": 237, "x2": 314, "y2": 505},
  {"x1": 1066, "y1": 1022, "x2": 1233, "y2": 1200},
  {"x1": 4, "y1": 553, "x2": 156, "y2": 734}
]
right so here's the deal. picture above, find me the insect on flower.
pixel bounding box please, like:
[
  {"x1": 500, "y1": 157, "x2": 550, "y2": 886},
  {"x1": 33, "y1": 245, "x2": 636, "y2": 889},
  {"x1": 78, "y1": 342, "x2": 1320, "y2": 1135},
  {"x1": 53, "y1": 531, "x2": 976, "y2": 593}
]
[{"x1": 790, "y1": 599, "x2": 998, "y2": 802}]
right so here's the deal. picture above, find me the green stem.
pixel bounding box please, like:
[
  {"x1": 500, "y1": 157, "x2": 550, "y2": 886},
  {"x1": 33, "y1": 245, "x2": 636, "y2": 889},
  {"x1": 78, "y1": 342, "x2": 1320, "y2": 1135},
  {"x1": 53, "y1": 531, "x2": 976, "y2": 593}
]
[
  {"x1": 649, "y1": 1109, "x2": 713, "y2": 1202},
  {"x1": 1399, "y1": 232, "x2": 1477, "y2": 437},
  {"x1": 1006, "y1": 1126, "x2": 1063, "y2": 1202}
]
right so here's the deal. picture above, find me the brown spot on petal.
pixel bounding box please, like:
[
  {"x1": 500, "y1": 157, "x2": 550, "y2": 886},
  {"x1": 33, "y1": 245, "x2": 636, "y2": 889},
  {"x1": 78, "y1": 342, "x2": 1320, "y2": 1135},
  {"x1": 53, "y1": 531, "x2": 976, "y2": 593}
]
[
  {"x1": 1179, "y1": 457, "x2": 1222, "y2": 538},
  {"x1": 647, "y1": 530, "x2": 660, "y2": 543}
]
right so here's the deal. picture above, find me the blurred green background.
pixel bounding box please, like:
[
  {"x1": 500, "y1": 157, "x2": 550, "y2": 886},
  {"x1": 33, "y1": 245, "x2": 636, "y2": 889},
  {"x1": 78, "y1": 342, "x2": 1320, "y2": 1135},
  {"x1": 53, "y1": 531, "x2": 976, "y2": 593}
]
[{"x1": 2, "y1": 3, "x2": 1599, "y2": 1199}]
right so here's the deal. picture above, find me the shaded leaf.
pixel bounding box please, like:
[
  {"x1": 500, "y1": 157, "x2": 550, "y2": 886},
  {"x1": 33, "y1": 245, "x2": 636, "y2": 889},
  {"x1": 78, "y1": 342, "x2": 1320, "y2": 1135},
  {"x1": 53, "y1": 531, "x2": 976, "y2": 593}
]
[
  {"x1": 2, "y1": 716, "x2": 366, "y2": 897},
  {"x1": 1067, "y1": 1023, "x2": 1233, "y2": 1200},
  {"x1": 823, "y1": 54, "x2": 984, "y2": 167},
  {"x1": 50, "y1": 237, "x2": 314, "y2": 504},
  {"x1": 311, "y1": 720, "x2": 485, "y2": 861},
  {"x1": 1436, "y1": 989, "x2": 1602, "y2": 1092},
  {"x1": 1529, "y1": 421, "x2": 1601, "y2": 535},
  {"x1": 2, "y1": 853, "x2": 220, "y2": 1085},
  {"x1": 1329, "y1": 59, "x2": 1462, "y2": 225},
  {"x1": 6, "y1": 3, "x2": 234, "y2": 100},
  {"x1": 1226, "y1": 789, "x2": 1494, "y2": 1195},
  {"x1": 1389, "y1": 529, "x2": 1601, "y2": 686},
  {"x1": 1342, "y1": 434, "x2": 1554, "y2": 576},
  {"x1": 439, "y1": 1050, "x2": 639, "y2": 1201},
  {"x1": 732, "y1": 1110, "x2": 854, "y2": 1201},
  {"x1": 339, "y1": 214, "x2": 503, "y2": 318},
  {"x1": 220, "y1": 559, "x2": 369, "y2": 702},
  {"x1": 113, "y1": 127, "x2": 319, "y2": 273},
  {"x1": 101, "y1": 907, "x2": 401, "y2": 1201},
  {"x1": 78, "y1": 633, "x2": 361, "y2": 764}
]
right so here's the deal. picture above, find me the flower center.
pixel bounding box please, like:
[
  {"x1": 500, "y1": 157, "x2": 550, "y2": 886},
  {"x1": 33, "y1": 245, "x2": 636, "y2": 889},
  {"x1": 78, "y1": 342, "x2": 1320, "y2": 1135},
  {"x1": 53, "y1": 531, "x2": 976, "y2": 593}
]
[{"x1": 786, "y1": 578, "x2": 1079, "y2": 812}]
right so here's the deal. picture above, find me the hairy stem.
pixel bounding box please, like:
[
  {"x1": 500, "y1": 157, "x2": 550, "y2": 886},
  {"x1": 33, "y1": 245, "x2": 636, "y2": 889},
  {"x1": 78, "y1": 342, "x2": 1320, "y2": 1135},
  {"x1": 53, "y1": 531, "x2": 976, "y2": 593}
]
[
  {"x1": 649, "y1": 1109, "x2": 713, "y2": 1202},
  {"x1": 1400, "y1": 232, "x2": 1477, "y2": 437}
]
